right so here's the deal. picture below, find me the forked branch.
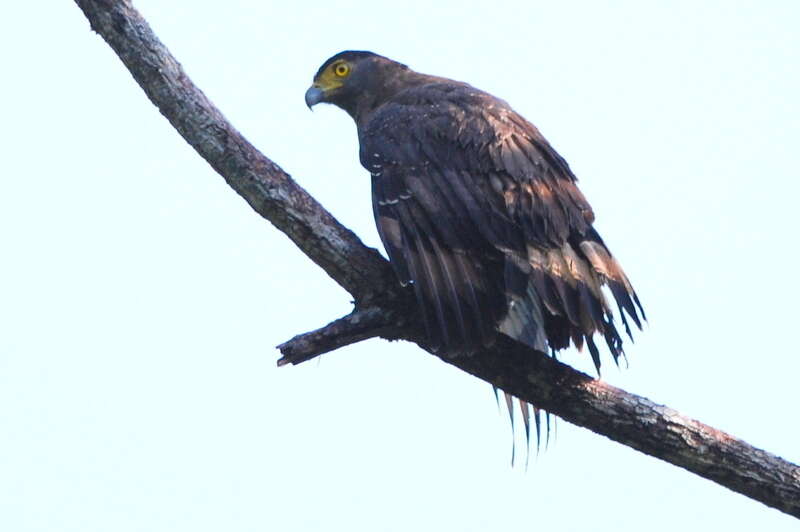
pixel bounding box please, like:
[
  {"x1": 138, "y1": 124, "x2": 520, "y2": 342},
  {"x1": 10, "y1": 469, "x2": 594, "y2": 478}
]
[{"x1": 74, "y1": 0, "x2": 800, "y2": 519}]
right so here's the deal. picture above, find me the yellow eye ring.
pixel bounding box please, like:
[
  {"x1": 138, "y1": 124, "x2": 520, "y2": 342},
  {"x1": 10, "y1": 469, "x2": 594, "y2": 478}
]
[{"x1": 334, "y1": 63, "x2": 350, "y2": 77}]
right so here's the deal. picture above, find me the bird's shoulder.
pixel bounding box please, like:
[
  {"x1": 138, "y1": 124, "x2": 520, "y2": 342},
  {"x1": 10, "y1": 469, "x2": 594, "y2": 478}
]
[
  {"x1": 361, "y1": 78, "x2": 596, "y2": 241},
  {"x1": 360, "y1": 80, "x2": 577, "y2": 183},
  {"x1": 361, "y1": 80, "x2": 507, "y2": 146}
]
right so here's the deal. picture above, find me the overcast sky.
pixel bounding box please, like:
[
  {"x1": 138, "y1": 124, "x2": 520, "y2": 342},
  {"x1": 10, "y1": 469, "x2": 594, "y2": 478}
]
[{"x1": 1, "y1": 1, "x2": 799, "y2": 530}]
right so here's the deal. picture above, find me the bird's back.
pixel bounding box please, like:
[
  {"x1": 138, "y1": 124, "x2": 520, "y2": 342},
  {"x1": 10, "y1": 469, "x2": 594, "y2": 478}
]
[{"x1": 360, "y1": 78, "x2": 644, "y2": 367}]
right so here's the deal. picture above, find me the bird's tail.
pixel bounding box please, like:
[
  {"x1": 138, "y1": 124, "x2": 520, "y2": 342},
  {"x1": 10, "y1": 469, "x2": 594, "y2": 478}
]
[{"x1": 500, "y1": 228, "x2": 645, "y2": 373}]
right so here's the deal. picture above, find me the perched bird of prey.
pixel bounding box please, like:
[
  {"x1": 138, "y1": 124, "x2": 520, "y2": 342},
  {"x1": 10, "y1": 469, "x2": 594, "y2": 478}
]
[{"x1": 305, "y1": 51, "x2": 644, "y2": 371}]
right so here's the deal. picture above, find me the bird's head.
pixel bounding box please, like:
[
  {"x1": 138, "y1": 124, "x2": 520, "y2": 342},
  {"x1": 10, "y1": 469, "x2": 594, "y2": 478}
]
[{"x1": 305, "y1": 51, "x2": 414, "y2": 121}]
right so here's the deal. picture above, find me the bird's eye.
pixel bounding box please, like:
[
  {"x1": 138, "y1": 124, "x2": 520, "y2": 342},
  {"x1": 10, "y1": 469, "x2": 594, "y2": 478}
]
[{"x1": 334, "y1": 63, "x2": 350, "y2": 77}]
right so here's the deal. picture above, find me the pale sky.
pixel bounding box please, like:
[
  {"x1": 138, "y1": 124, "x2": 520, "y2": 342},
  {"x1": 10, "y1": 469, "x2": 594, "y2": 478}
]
[{"x1": 1, "y1": 1, "x2": 799, "y2": 530}]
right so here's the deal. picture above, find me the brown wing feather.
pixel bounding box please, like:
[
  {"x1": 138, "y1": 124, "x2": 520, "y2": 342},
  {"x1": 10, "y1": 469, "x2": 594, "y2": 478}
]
[{"x1": 362, "y1": 81, "x2": 643, "y2": 366}]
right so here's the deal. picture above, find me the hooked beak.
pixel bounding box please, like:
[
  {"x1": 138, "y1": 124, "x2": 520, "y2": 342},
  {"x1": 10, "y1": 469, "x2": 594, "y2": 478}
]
[{"x1": 304, "y1": 86, "x2": 325, "y2": 109}]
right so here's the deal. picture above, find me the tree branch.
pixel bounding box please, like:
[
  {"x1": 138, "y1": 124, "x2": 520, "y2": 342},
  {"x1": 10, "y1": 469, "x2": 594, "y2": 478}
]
[
  {"x1": 75, "y1": 0, "x2": 800, "y2": 519},
  {"x1": 73, "y1": 0, "x2": 396, "y2": 304},
  {"x1": 276, "y1": 305, "x2": 411, "y2": 366}
]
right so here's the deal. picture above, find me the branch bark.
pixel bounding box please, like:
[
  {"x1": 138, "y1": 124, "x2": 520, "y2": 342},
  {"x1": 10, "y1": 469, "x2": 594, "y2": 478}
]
[
  {"x1": 75, "y1": 0, "x2": 800, "y2": 519},
  {"x1": 276, "y1": 306, "x2": 412, "y2": 366}
]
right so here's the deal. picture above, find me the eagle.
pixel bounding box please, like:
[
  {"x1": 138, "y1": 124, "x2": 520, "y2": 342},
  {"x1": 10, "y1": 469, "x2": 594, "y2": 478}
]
[{"x1": 305, "y1": 51, "x2": 644, "y2": 371}]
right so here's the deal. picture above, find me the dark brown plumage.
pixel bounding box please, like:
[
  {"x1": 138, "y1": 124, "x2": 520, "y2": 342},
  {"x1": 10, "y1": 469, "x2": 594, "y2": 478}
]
[{"x1": 306, "y1": 51, "x2": 644, "y2": 371}]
